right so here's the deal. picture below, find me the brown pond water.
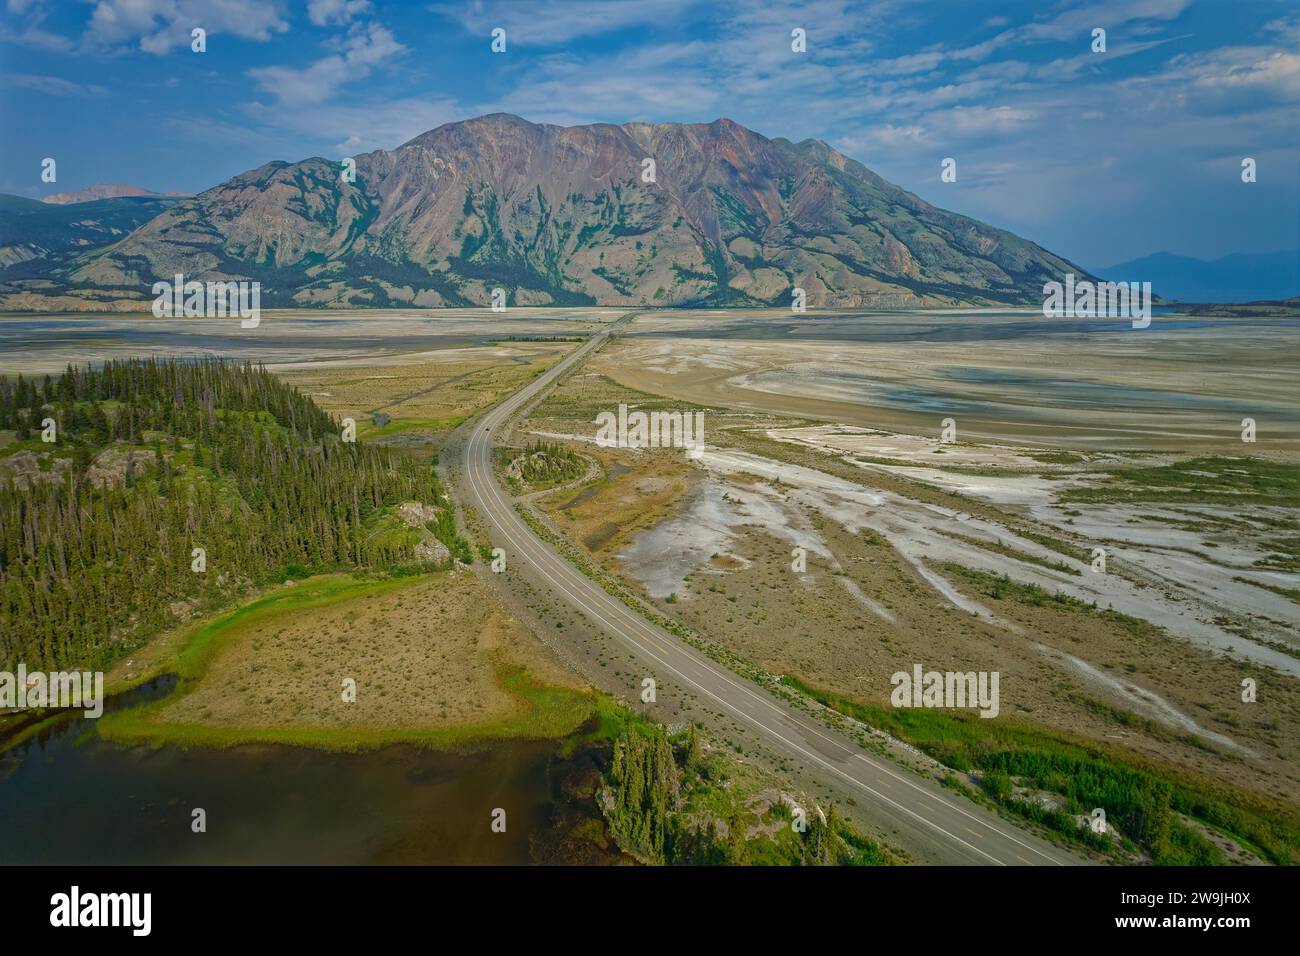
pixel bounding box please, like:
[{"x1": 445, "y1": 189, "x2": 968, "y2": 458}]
[{"x1": 0, "y1": 678, "x2": 623, "y2": 865}]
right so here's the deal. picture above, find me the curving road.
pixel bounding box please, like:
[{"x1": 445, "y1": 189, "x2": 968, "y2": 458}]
[{"x1": 455, "y1": 312, "x2": 1087, "y2": 866}]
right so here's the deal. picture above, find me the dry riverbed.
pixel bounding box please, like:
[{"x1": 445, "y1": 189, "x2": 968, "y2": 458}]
[{"x1": 512, "y1": 332, "x2": 1300, "y2": 817}]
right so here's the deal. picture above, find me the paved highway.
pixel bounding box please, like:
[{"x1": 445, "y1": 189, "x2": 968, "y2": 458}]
[{"x1": 456, "y1": 313, "x2": 1087, "y2": 866}]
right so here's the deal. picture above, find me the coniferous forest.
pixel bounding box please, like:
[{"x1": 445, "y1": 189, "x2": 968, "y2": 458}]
[{"x1": 0, "y1": 358, "x2": 446, "y2": 673}]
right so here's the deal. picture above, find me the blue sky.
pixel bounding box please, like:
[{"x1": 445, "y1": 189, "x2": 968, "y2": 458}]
[{"x1": 1, "y1": 0, "x2": 1296, "y2": 266}]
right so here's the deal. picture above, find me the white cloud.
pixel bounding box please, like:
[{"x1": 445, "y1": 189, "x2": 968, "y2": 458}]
[
  {"x1": 480, "y1": 40, "x2": 723, "y2": 122},
  {"x1": 3, "y1": 73, "x2": 108, "y2": 96},
  {"x1": 942, "y1": 104, "x2": 1036, "y2": 134},
  {"x1": 431, "y1": 0, "x2": 701, "y2": 46},
  {"x1": 227, "y1": 95, "x2": 464, "y2": 157},
  {"x1": 834, "y1": 123, "x2": 931, "y2": 156},
  {"x1": 247, "y1": 22, "x2": 406, "y2": 107},
  {"x1": 83, "y1": 0, "x2": 289, "y2": 54},
  {"x1": 0, "y1": 22, "x2": 71, "y2": 51},
  {"x1": 1264, "y1": 17, "x2": 1300, "y2": 45},
  {"x1": 1015, "y1": 0, "x2": 1190, "y2": 43},
  {"x1": 308, "y1": 0, "x2": 373, "y2": 27},
  {"x1": 865, "y1": 0, "x2": 1192, "y2": 79},
  {"x1": 1183, "y1": 48, "x2": 1300, "y2": 105},
  {"x1": 0, "y1": 0, "x2": 73, "y2": 51}
]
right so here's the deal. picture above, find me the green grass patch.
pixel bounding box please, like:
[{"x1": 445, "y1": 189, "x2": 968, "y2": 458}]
[
  {"x1": 1060, "y1": 456, "x2": 1300, "y2": 507},
  {"x1": 1253, "y1": 537, "x2": 1300, "y2": 572},
  {"x1": 941, "y1": 563, "x2": 1179, "y2": 647},
  {"x1": 777, "y1": 675, "x2": 1298, "y2": 865},
  {"x1": 360, "y1": 416, "x2": 466, "y2": 439},
  {"x1": 938, "y1": 529, "x2": 1081, "y2": 576},
  {"x1": 95, "y1": 573, "x2": 596, "y2": 752},
  {"x1": 1028, "y1": 451, "x2": 1086, "y2": 465},
  {"x1": 1232, "y1": 576, "x2": 1300, "y2": 605},
  {"x1": 1014, "y1": 528, "x2": 1093, "y2": 564}
]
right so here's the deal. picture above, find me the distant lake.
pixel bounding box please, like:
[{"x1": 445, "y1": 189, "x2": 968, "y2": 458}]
[
  {"x1": 0, "y1": 311, "x2": 603, "y2": 374},
  {"x1": 3, "y1": 311, "x2": 1296, "y2": 377},
  {"x1": 629, "y1": 310, "x2": 1300, "y2": 344}
]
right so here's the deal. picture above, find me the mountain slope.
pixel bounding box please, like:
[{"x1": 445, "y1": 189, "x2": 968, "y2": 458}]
[
  {"x1": 0, "y1": 193, "x2": 186, "y2": 272},
  {"x1": 42, "y1": 184, "x2": 189, "y2": 205},
  {"x1": 1095, "y1": 250, "x2": 1300, "y2": 303},
  {"x1": 8, "y1": 114, "x2": 1090, "y2": 309}
]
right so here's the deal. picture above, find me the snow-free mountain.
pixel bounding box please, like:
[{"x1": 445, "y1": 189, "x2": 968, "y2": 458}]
[{"x1": 2, "y1": 114, "x2": 1092, "y2": 310}]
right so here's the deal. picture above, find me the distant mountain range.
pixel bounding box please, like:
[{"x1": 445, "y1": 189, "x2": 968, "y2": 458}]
[
  {"x1": 5, "y1": 113, "x2": 1101, "y2": 310},
  {"x1": 0, "y1": 193, "x2": 185, "y2": 273},
  {"x1": 41, "y1": 184, "x2": 190, "y2": 205},
  {"x1": 1094, "y1": 250, "x2": 1299, "y2": 304}
]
